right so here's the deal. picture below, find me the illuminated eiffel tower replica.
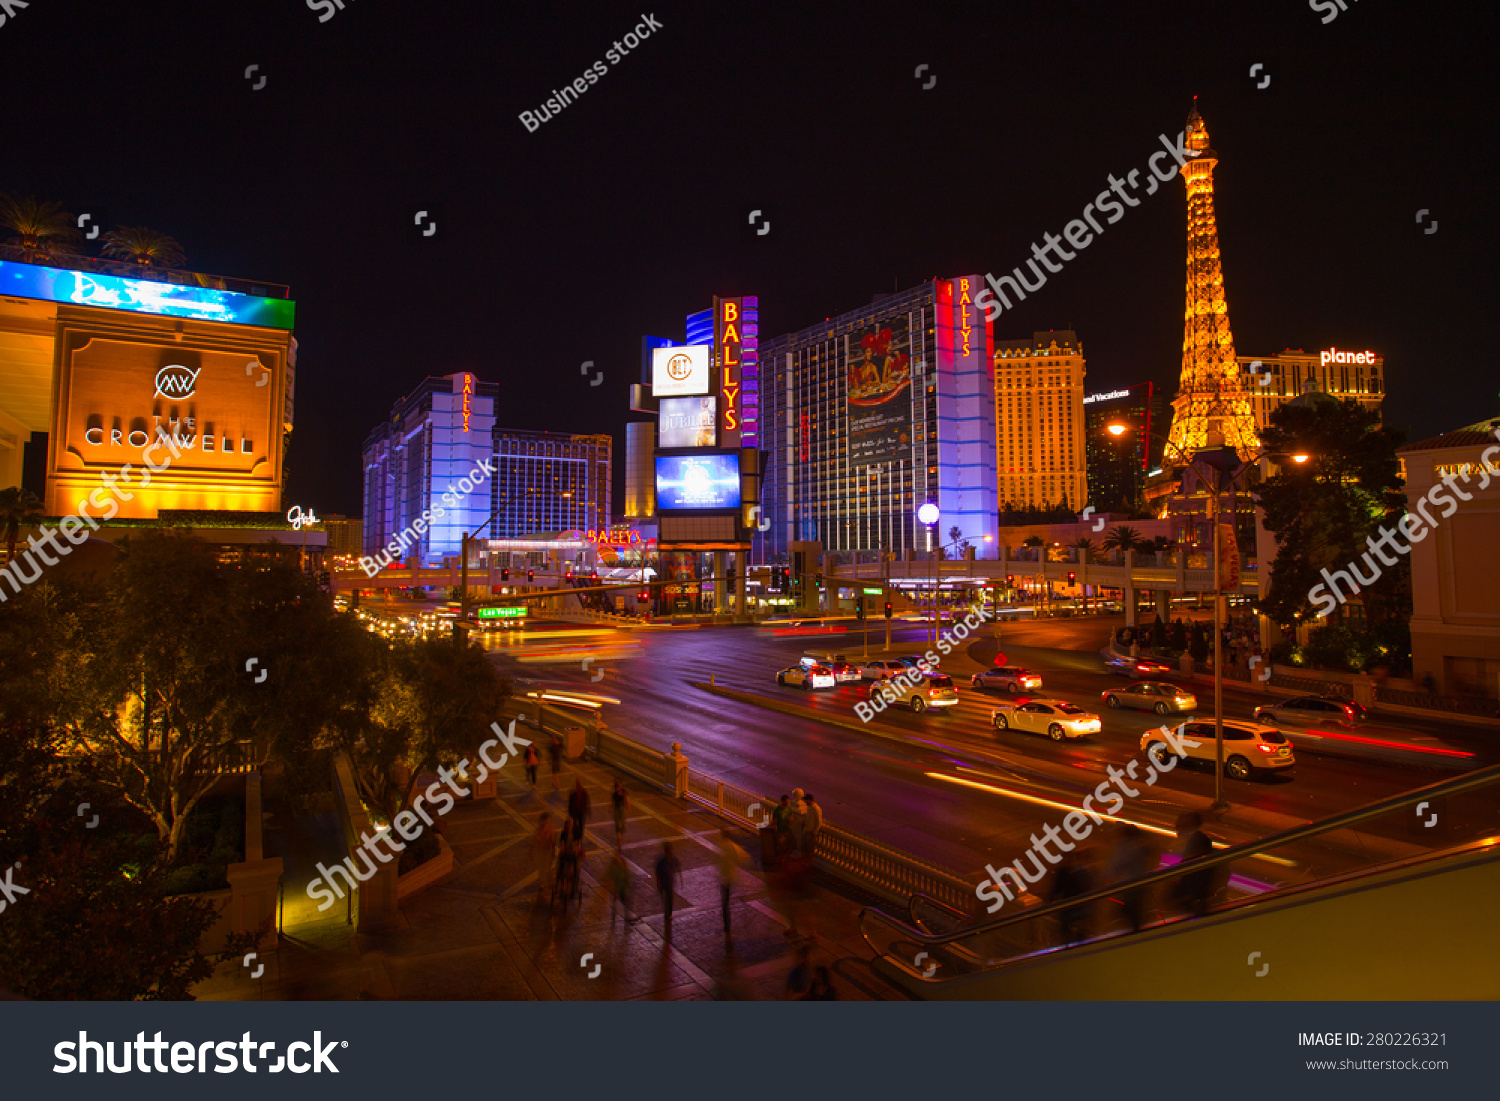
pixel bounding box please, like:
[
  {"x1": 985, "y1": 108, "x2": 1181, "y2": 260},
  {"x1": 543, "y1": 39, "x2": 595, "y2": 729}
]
[{"x1": 1164, "y1": 103, "x2": 1260, "y2": 465}]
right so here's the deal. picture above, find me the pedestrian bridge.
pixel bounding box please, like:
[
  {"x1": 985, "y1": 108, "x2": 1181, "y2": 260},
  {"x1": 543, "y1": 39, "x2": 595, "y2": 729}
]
[{"x1": 860, "y1": 764, "x2": 1500, "y2": 999}]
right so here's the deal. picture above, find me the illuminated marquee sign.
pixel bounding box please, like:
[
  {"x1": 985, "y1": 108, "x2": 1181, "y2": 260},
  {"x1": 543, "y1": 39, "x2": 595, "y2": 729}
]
[
  {"x1": 286, "y1": 505, "x2": 320, "y2": 530},
  {"x1": 716, "y1": 297, "x2": 743, "y2": 448},
  {"x1": 1321, "y1": 348, "x2": 1378, "y2": 366},
  {"x1": 1083, "y1": 389, "x2": 1133, "y2": 404},
  {"x1": 651, "y1": 344, "x2": 711, "y2": 397},
  {"x1": 957, "y1": 278, "x2": 975, "y2": 359},
  {"x1": 0, "y1": 260, "x2": 295, "y2": 328},
  {"x1": 460, "y1": 372, "x2": 474, "y2": 432}
]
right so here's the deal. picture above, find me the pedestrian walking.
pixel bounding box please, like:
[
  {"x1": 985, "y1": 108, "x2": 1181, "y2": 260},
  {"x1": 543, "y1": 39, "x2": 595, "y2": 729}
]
[
  {"x1": 801, "y1": 793, "x2": 823, "y2": 855},
  {"x1": 806, "y1": 966, "x2": 838, "y2": 1001},
  {"x1": 1049, "y1": 843, "x2": 1096, "y2": 945},
  {"x1": 547, "y1": 731, "x2": 563, "y2": 790},
  {"x1": 788, "y1": 788, "x2": 807, "y2": 855},
  {"x1": 1106, "y1": 824, "x2": 1155, "y2": 932},
  {"x1": 771, "y1": 794, "x2": 792, "y2": 859},
  {"x1": 523, "y1": 742, "x2": 540, "y2": 789},
  {"x1": 612, "y1": 780, "x2": 629, "y2": 845},
  {"x1": 716, "y1": 829, "x2": 746, "y2": 936},
  {"x1": 1173, "y1": 811, "x2": 1215, "y2": 917},
  {"x1": 532, "y1": 812, "x2": 555, "y2": 898},
  {"x1": 607, "y1": 848, "x2": 633, "y2": 925},
  {"x1": 554, "y1": 819, "x2": 581, "y2": 908},
  {"x1": 784, "y1": 945, "x2": 813, "y2": 1000},
  {"x1": 568, "y1": 778, "x2": 591, "y2": 839},
  {"x1": 654, "y1": 842, "x2": 682, "y2": 934}
]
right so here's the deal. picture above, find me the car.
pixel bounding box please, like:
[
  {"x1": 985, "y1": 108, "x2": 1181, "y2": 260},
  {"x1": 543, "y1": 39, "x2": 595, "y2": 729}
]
[
  {"x1": 861, "y1": 659, "x2": 909, "y2": 681},
  {"x1": 1101, "y1": 681, "x2": 1198, "y2": 715},
  {"x1": 990, "y1": 698, "x2": 1102, "y2": 741},
  {"x1": 897, "y1": 654, "x2": 937, "y2": 673},
  {"x1": 826, "y1": 661, "x2": 864, "y2": 684},
  {"x1": 1140, "y1": 720, "x2": 1294, "y2": 780},
  {"x1": 1105, "y1": 654, "x2": 1175, "y2": 679},
  {"x1": 970, "y1": 666, "x2": 1043, "y2": 693},
  {"x1": 776, "y1": 665, "x2": 836, "y2": 690},
  {"x1": 870, "y1": 672, "x2": 960, "y2": 713},
  {"x1": 1253, "y1": 696, "x2": 1365, "y2": 731}
]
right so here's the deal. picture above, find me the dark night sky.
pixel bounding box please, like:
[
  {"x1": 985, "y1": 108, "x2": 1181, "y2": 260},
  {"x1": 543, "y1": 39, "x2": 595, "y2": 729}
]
[{"x1": 4, "y1": 0, "x2": 1494, "y2": 515}]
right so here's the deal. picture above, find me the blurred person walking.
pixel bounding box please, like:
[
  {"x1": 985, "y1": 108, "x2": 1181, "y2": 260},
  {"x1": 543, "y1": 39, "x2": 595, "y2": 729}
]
[
  {"x1": 806, "y1": 966, "x2": 838, "y2": 1000},
  {"x1": 1107, "y1": 824, "x2": 1155, "y2": 932},
  {"x1": 607, "y1": 847, "x2": 634, "y2": 925},
  {"x1": 788, "y1": 788, "x2": 807, "y2": 855},
  {"x1": 1049, "y1": 843, "x2": 1096, "y2": 945},
  {"x1": 716, "y1": 829, "x2": 746, "y2": 936},
  {"x1": 532, "y1": 813, "x2": 556, "y2": 899},
  {"x1": 1173, "y1": 811, "x2": 1215, "y2": 917},
  {"x1": 568, "y1": 778, "x2": 591, "y2": 840},
  {"x1": 547, "y1": 731, "x2": 564, "y2": 790},
  {"x1": 612, "y1": 780, "x2": 629, "y2": 845},
  {"x1": 654, "y1": 842, "x2": 682, "y2": 935},
  {"x1": 802, "y1": 793, "x2": 823, "y2": 855},
  {"x1": 523, "y1": 742, "x2": 540, "y2": 790},
  {"x1": 784, "y1": 945, "x2": 813, "y2": 999},
  {"x1": 771, "y1": 794, "x2": 793, "y2": 860}
]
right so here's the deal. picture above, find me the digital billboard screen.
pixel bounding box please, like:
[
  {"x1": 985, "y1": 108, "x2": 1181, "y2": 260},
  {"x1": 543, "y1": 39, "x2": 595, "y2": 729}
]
[
  {"x1": 658, "y1": 396, "x2": 717, "y2": 448},
  {"x1": 655, "y1": 453, "x2": 741, "y2": 510},
  {"x1": 847, "y1": 317, "x2": 913, "y2": 467},
  {"x1": 0, "y1": 260, "x2": 296, "y2": 329}
]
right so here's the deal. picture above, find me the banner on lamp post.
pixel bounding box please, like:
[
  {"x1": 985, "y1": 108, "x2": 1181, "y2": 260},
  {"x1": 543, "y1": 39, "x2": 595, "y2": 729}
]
[{"x1": 1216, "y1": 523, "x2": 1241, "y2": 590}]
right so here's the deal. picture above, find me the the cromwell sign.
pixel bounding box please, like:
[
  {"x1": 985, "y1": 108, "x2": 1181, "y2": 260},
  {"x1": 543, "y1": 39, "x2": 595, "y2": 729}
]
[{"x1": 154, "y1": 364, "x2": 201, "y2": 398}]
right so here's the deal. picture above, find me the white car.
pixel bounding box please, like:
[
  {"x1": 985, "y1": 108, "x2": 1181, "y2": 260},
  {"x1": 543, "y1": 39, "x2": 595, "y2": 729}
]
[
  {"x1": 869, "y1": 672, "x2": 959, "y2": 713},
  {"x1": 1140, "y1": 720, "x2": 1295, "y2": 780},
  {"x1": 826, "y1": 661, "x2": 864, "y2": 684},
  {"x1": 990, "y1": 698, "x2": 1102, "y2": 741},
  {"x1": 861, "y1": 659, "x2": 909, "y2": 681},
  {"x1": 777, "y1": 665, "x2": 836, "y2": 690},
  {"x1": 970, "y1": 666, "x2": 1043, "y2": 693}
]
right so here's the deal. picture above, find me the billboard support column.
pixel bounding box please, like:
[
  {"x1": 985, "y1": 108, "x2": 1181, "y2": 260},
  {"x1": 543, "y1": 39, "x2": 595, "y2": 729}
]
[{"x1": 713, "y1": 551, "x2": 727, "y2": 615}]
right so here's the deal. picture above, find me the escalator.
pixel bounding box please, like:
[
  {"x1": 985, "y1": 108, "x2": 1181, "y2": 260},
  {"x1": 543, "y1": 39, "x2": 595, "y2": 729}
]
[{"x1": 861, "y1": 764, "x2": 1500, "y2": 999}]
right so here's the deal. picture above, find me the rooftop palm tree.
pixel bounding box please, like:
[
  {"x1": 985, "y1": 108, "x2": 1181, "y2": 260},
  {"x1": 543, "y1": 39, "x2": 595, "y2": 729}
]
[
  {"x1": 101, "y1": 226, "x2": 185, "y2": 269},
  {"x1": 0, "y1": 486, "x2": 45, "y2": 564},
  {"x1": 1102, "y1": 525, "x2": 1148, "y2": 554},
  {"x1": 1070, "y1": 536, "x2": 1098, "y2": 563},
  {"x1": 0, "y1": 194, "x2": 83, "y2": 263}
]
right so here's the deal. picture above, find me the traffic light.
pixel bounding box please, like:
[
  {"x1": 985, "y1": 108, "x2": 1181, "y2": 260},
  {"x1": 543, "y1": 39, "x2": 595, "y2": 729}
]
[
  {"x1": 856, "y1": 599, "x2": 866, "y2": 621},
  {"x1": 1068, "y1": 571, "x2": 1077, "y2": 583},
  {"x1": 884, "y1": 601, "x2": 893, "y2": 620},
  {"x1": 527, "y1": 569, "x2": 535, "y2": 583},
  {"x1": 501, "y1": 568, "x2": 510, "y2": 582},
  {"x1": 1006, "y1": 574, "x2": 1014, "y2": 587},
  {"x1": 591, "y1": 570, "x2": 599, "y2": 582}
]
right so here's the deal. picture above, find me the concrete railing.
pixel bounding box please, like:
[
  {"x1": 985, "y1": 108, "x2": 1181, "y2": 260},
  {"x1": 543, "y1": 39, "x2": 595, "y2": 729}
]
[{"x1": 586, "y1": 725, "x2": 687, "y2": 795}]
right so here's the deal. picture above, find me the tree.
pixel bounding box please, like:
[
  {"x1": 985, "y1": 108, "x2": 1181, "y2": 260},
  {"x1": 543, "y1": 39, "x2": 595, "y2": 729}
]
[
  {"x1": 101, "y1": 226, "x2": 185, "y2": 269},
  {"x1": 0, "y1": 194, "x2": 83, "y2": 263},
  {"x1": 1070, "y1": 537, "x2": 1098, "y2": 563},
  {"x1": 1188, "y1": 621, "x2": 1210, "y2": 663},
  {"x1": 1102, "y1": 525, "x2": 1148, "y2": 554},
  {"x1": 0, "y1": 486, "x2": 44, "y2": 564},
  {"x1": 63, "y1": 533, "x2": 361, "y2": 861},
  {"x1": 1149, "y1": 535, "x2": 1177, "y2": 557},
  {"x1": 1255, "y1": 399, "x2": 1408, "y2": 638}
]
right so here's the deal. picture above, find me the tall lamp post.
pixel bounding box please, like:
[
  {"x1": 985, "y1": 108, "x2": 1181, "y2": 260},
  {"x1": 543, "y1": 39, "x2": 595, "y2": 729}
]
[
  {"x1": 917, "y1": 503, "x2": 940, "y2": 647},
  {"x1": 1104, "y1": 422, "x2": 1309, "y2": 810}
]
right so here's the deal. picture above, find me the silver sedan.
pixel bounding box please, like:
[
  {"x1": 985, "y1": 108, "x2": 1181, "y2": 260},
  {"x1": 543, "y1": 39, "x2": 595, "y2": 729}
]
[{"x1": 1101, "y1": 681, "x2": 1198, "y2": 715}]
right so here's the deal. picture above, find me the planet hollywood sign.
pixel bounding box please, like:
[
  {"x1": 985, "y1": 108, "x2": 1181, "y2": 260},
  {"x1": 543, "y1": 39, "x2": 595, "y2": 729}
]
[{"x1": 1320, "y1": 348, "x2": 1378, "y2": 366}]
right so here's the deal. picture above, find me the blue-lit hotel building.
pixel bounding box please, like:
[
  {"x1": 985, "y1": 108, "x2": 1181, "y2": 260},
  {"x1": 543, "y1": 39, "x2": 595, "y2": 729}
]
[
  {"x1": 362, "y1": 373, "x2": 611, "y2": 567},
  {"x1": 755, "y1": 277, "x2": 1000, "y2": 563}
]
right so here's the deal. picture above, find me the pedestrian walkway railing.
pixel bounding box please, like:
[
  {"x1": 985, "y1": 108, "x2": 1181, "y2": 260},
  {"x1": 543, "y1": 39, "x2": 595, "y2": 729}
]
[
  {"x1": 586, "y1": 725, "x2": 679, "y2": 793},
  {"x1": 858, "y1": 762, "x2": 1500, "y2": 989},
  {"x1": 1376, "y1": 686, "x2": 1500, "y2": 718}
]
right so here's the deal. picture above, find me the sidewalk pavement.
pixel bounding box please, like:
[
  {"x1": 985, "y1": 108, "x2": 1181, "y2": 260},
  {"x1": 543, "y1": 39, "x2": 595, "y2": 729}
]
[{"x1": 194, "y1": 753, "x2": 906, "y2": 1002}]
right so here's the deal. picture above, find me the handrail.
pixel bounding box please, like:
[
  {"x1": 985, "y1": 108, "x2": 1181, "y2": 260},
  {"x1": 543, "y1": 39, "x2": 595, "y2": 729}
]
[{"x1": 860, "y1": 762, "x2": 1500, "y2": 972}]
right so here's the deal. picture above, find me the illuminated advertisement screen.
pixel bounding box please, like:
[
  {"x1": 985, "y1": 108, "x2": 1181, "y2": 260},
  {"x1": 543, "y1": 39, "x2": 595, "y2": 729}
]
[
  {"x1": 655, "y1": 453, "x2": 741, "y2": 510},
  {"x1": 651, "y1": 344, "x2": 711, "y2": 397},
  {"x1": 847, "y1": 316, "x2": 913, "y2": 467},
  {"x1": 0, "y1": 261, "x2": 296, "y2": 329},
  {"x1": 658, "y1": 396, "x2": 718, "y2": 448}
]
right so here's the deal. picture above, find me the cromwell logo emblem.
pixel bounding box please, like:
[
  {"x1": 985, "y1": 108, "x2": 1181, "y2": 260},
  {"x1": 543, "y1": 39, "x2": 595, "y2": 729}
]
[
  {"x1": 666, "y1": 354, "x2": 694, "y2": 381},
  {"x1": 154, "y1": 365, "x2": 201, "y2": 399}
]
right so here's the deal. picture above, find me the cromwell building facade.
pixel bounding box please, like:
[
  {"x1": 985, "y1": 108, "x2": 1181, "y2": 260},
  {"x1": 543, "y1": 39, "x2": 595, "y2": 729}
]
[{"x1": 0, "y1": 257, "x2": 297, "y2": 517}]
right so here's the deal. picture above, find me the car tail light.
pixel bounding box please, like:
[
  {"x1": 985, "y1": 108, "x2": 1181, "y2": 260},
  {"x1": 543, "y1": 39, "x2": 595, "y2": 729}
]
[
  {"x1": 1342, "y1": 705, "x2": 1355, "y2": 720},
  {"x1": 1256, "y1": 744, "x2": 1276, "y2": 753}
]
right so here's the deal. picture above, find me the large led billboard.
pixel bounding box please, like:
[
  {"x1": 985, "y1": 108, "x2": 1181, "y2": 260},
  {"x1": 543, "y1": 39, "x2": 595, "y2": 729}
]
[
  {"x1": 0, "y1": 260, "x2": 296, "y2": 329},
  {"x1": 658, "y1": 396, "x2": 717, "y2": 448},
  {"x1": 651, "y1": 344, "x2": 711, "y2": 397},
  {"x1": 655, "y1": 453, "x2": 741, "y2": 510},
  {"x1": 847, "y1": 317, "x2": 914, "y2": 466}
]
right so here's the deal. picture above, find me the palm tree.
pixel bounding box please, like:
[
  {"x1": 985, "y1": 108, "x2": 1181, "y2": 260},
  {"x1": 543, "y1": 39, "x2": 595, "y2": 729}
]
[
  {"x1": 101, "y1": 226, "x2": 185, "y2": 269},
  {"x1": 1102, "y1": 525, "x2": 1148, "y2": 555},
  {"x1": 1148, "y1": 535, "x2": 1177, "y2": 558},
  {"x1": 0, "y1": 194, "x2": 83, "y2": 263},
  {"x1": 1070, "y1": 536, "x2": 1098, "y2": 563},
  {"x1": 0, "y1": 486, "x2": 44, "y2": 564}
]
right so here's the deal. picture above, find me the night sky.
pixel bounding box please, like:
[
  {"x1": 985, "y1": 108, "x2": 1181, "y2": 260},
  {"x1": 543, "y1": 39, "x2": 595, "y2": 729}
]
[{"x1": 4, "y1": 0, "x2": 1493, "y2": 515}]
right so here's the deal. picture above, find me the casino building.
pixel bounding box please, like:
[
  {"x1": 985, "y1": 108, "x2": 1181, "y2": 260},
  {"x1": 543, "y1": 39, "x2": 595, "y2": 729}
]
[
  {"x1": 1083, "y1": 381, "x2": 1163, "y2": 513},
  {"x1": 1237, "y1": 348, "x2": 1385, "y2": 430},
  {"x1": 0, "y1": 256, "x2": 297, "y2": 517},
  {"x1": 362, "y1": 373, "x2": 611, "y2": 567},
  {"x1": 755, "y1": 278, "x2": 999, "y2": 562},
  {"x1": 992, "y1": 330, "x2": 1088, "y2": 513}
]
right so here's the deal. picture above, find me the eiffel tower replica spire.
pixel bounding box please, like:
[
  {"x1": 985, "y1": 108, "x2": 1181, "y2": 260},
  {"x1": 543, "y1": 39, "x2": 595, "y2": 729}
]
[{"x1": 1166, "y1": 102, "x2": 1260, "y2": 463}]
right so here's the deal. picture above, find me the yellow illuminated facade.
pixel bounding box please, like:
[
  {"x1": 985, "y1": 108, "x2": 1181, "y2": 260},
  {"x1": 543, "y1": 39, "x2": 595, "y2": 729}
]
[
  {"x1": 1239, "y1": 348, "x2": 1386, "y2": 431},
  {"x1": 993, "y1": 331, "x2": 1088, "y2": 510},
  {"x1": 1166, "y1": 105, "x2": 1259, "y2": 462},
  {"x1": 0, "y1": 267, "x2": 295, "y2": 519}
]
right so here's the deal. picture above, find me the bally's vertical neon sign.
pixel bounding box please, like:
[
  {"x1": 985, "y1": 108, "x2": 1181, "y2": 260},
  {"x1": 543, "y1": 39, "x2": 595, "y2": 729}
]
[
  {"x1": 461, "y1": 372, "x2": 474, "y2": 432},
  {"x1": 717, "y1": 297, "x2": 743, "y2": 448},
  {"x1": 958, "y1": 278, "x2": 974, "y2": 359}
]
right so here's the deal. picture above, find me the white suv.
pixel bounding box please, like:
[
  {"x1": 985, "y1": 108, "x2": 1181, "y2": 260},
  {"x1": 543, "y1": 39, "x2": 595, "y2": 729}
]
[{"x1": 1141, "y1": 720, "x2": 1295, "y2": 780}]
